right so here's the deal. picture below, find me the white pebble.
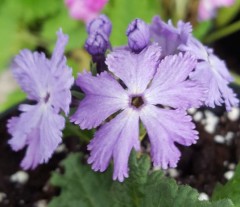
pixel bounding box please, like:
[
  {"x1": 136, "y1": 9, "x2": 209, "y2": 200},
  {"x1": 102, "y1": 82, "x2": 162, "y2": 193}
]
[
  {"x1": 204, "y1": 111, "x2": 219, "y2": 134},
  {"x1": 0, "y1": 192, "x2": 6, "y2": 202},
  {"x1": 188, "y1": 108, "x2": 197, "y2": 115},
  {"x1": 205, "y1": 124, "x2": 216, "y2": 134},
  {"x1": 224, "y1": 171, "x2": 234, "y2": 180},
  {"x1": 153, "y1": 166, "x2": 161, "y2": 171},
  {"x1": 214, "y1": 135, "x2": 225, "y2": 144},
  {"x1": 55, "y1": 144, "x2": 66, "y2": 153},
  {"x1": 225, "y1": 132, "x2": 234, "y2": 144},
  {"x1": 198, "y1": 192, "x2": 209, "y2": 201},
  {"x1": 19, "y1": 200, "x2": 25, "y2": 205},
  {"x1": 228, "y1": 163, "x2": 236, "y2": 170},
  {"x1": 223, "y1": 161, "x2": 229, "y2": 167},
  {"x1": 10, "y1": 171, "x2": 29, "y2": 184},
  {"x1": 193, "y1": 111, "x2": 203, "y2": 122},
  {"x1": 168, "y1": 169, "x2": 179, "y2": 178},
  {"x1": 201, "y1": 119, "x2": 207, "y2": 125},
  {"x1": 34, "y1": 200, "x2": 47, "y2": 207},
  {"x1": 227, "y1": 107, "x2": 240, "y2": 121}
]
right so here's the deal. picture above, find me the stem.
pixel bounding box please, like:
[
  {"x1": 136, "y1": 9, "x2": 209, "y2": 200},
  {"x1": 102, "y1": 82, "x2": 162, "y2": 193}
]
[
  {"x1": 174, "y1": 0, "x2": 189, "y2": 22},
  {"x1": 92, "y1": 54, "x2": 107, "y2": 74},
  {"x1": 204, "y1": 20, "x2": 240, "y2": 43}
]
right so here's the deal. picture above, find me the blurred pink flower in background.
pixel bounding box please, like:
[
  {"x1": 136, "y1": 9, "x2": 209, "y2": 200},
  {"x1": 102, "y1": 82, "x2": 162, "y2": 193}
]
[
  {"x1": 198, "y1": 0, "x2": 235, "y2": 21},
  {"x1": 65, "y1": 0, "x2": 108, "y2": 23}
]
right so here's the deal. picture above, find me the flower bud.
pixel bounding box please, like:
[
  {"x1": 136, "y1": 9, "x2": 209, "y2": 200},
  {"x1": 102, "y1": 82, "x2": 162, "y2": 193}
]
[
  {"x1": 85, "y1": 31, "x2": 108, "y2": 55},
  {"x1": 87, "y1": 14, "x2": 112, "y2": 37},
  {"x1": 126, "y1": 19, "x2": 150, "y2": 53}
]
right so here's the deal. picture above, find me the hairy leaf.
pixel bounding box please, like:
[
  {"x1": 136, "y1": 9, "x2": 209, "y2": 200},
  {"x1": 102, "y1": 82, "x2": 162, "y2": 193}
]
[
  {"x1": 49, "y1": 152, "x2": 233, "y2": 207},
  {"x1": 48, "y1": 153, "x2": 113, "y2": 207},
  {"x1": 113, "y1": 152, "x2": 233, "y2": 207},
  {"x1": 212, "y1": 164, "x2": 240, "y2": 207}
]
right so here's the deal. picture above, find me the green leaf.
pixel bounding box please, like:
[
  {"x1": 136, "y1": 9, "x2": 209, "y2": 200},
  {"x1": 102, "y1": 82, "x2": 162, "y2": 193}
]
[
  {"x1": 48, "y1": 153, "x2": 114, "y2": 207},
  {"x1": 63, "y1": 120, "x2": 94, "y2": 142},
  {"x1": 90, "y1": 62, "x2": 97, "y2": 76},
  {"x1": 143, "y1": 175, "x2": 233, "y2": 207},
  {"x1": 204, "y1": 20, "x2": 240, "y2": 43},
  {"x1": 71, "y1": 91, "x2": 85, "y2": 100},
  {"x1": 0, "y1": 17, "x2": 18, "y2": 70},
  {"x1": 112, "y1": 152, "x2": 151, "y2": 207},
  {"x1": 18, "y1": 0, "x2": 61, "y2": 24},
  {"x1": 41, "y1": 4, "x2": 86, "y2": 52},
  {"x1": 0, "y1": 0, "x2": 22, "y2": 70},
  {"x1": 232, "y1": 72, "x2": 240, "y2": 85},
  {"x1": 113, "y1": 152, "x2": 233, "y2": 207},
  {"x1": 104, "y1": 0, "x2": 160, "y2": 46},
  {"x1": 216, "y1": 0, "x2": 240, "y2": 27},
  {"x1": 193, "y1": 21, "x2": 213, "y2": 41},
  {"x1": 0, "y1": 88, "x2": 26, "y2": 112},
  {"x1": 212, "y1": 163, "x2": 240, "y2": 207},
  {"x1": 0, "y1": 0, "x2": 38, "y2": 70},
  {"x1": 49, "y1": 152, "x2": 233, "y2": 207}
]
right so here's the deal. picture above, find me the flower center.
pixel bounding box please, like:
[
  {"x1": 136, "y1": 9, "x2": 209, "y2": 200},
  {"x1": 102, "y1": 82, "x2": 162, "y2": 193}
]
[
  {"x1": 131, "y1": 96, "x2": 144, "y2": 108},
  {"x1": 44, "y1": 93, "x2": 50, "y2": 103}
]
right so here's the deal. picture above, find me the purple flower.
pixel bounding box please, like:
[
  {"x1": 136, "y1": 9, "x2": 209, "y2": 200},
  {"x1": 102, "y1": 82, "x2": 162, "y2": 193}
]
[
  {"x1": 71, "y1": 44, "x2": 206, "y2": 181},
  {"x1": 126, "y1": 18, "x2": 150, "y2": 53},
  {"x1": 179, "y1": 37, "x2": 239, "y2": 110},
  {"x1": 85, "y1": 31, "x2": 109, "y2": 55},
  {"x1": 87, "y1": 14, "x2": 112, "y2": 37},
  {"x1": 150, "y1": 15, "x2": 238, "y2": 110},
  {"x1": 7, "y1": 29, "x2": 74, "y2": 170},
  {"x1": 198, "y1": 0, "x2": 235, "y2": 21},
  {"x1": 85, "y1": 15, "x2": 112, "y2": 56},
  {"x1": 150, "y1": 16, "x2": 192, "y2": 57},
  {"x1": 85, "y1": 15, "x2": 112, "y2": 73}
]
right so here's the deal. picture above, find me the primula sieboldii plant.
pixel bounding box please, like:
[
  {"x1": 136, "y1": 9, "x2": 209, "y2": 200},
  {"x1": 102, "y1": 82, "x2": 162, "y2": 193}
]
[{"x1": 7, "y1": 15, "x2": 239, "y2": 182}]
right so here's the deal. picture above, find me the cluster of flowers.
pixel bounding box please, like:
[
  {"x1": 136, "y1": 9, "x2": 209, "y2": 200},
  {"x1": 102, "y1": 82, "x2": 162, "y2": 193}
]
[{"x1": 8, "y1": 15, "x2": 238, "y2": 182}]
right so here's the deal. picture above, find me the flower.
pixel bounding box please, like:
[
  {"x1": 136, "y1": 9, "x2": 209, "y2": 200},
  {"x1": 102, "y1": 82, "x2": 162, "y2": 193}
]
[
  {"x1": 71, "y1": 44, "x2": 206, "y2": 181},
  {"x1": 85, "y1": 31, "x2": 109, "y2": 55},
  {"x1": 85, "y1": 15, "x2": 112, "y2": 56},
  {"x1": 150, "y1": 16, "x2": 238, "y2": 110},
  {"x1": 7, "y1": 29, "x2": 74, "y2": 170},
  {"x1": 179, "y1": 37, "x2": 239, "y2": 110},
  {"x1": 85, "y1": 15, "x2": 112, "y2": 74},
  {"x1": 65, "y1": 0, "x2": 108, "y2": 23},
  {"x1": 87, "y1": 14, "x2": 112, "y2": 37},
  {"x1": 126, "y1": 18, "x2": 150, "y2": 53},
  {"x1": 150, "y1": 16, "x2": 192, "y2": 57},
  {"x1": 198, "y1": 0, "x2": 235, "y2": 21}
]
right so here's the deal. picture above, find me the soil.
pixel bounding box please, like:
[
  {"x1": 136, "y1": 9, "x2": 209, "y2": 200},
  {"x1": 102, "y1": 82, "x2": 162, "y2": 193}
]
[{"x1": 177, "y1": 106, "x2": 240, "y2": 196}]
